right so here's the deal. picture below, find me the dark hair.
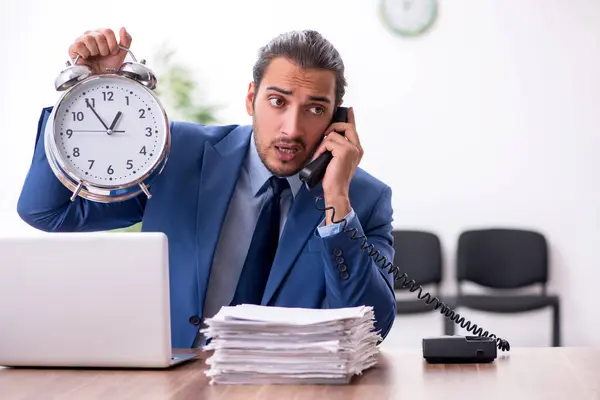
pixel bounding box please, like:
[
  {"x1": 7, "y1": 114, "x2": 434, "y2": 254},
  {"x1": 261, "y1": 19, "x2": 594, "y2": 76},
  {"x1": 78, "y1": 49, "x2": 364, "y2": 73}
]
[{"x1": 252, "y1": 30, "x2": 347, "y2": 106}]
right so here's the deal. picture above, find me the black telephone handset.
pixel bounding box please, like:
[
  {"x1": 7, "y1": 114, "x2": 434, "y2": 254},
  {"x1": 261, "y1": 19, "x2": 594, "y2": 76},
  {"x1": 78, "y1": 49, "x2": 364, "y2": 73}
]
[
  {"x1": 298, "y1": 106, "x2": 511, "y2": 359},
  {"x1": 299, "y1": 106, "x2": 349, "y2": 189}
]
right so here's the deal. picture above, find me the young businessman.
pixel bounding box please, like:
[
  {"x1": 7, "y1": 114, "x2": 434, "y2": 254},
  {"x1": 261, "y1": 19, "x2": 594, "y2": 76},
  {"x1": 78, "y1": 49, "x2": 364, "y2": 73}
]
[{"x1": 17, "y1": 27, "x2": 396, "y2": 348}]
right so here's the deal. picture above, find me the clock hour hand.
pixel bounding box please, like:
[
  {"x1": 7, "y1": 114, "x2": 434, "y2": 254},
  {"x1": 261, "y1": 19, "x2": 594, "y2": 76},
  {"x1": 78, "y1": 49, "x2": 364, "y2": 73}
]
[
  {"x1": 85, "y1": 99, "x2": 109, "y2": 131},
  {"x1": 107, "y1": 111, "x2": 122, "y2": 135}
]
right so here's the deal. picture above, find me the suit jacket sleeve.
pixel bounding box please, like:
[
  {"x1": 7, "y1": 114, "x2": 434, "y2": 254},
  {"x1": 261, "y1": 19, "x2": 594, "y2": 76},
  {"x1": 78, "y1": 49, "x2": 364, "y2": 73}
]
[
  {"x1": 16, "y1": 107, "x2": 147, "y2": 232},
  {"x1": 317, "y1": 185, "x2": 396, "y2": 340}
]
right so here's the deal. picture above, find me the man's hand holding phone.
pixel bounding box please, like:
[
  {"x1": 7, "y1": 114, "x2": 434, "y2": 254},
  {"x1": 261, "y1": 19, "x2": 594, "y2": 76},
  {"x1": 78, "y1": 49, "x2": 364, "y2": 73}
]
[{"x1": 311, "y1": 107, "x2": 363, "y2": 225}]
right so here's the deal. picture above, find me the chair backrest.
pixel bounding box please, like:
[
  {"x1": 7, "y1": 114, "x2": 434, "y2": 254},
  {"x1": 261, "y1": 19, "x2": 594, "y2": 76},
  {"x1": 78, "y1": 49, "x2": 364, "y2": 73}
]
[
  {"x1": 392, "y1": 230, "x2": 442, "y2": 290},
  {"x1": 456, "y1": 228, "x2": 548, "y2": 289}
]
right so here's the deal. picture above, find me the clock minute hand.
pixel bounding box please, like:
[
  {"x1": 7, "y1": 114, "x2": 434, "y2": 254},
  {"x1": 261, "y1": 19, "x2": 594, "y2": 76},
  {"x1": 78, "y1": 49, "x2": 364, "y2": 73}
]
[{"x1": 85, "y1": 99, "x2": 109, "y2": 131}]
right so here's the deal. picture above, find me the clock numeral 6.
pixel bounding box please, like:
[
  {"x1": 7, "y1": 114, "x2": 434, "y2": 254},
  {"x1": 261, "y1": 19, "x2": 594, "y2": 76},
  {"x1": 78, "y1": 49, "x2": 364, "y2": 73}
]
[
  {"x1": 127, "y1": 160, "x2": 133, "y2": 170},
  {"x1": 107, "y1": 165, "x2": 114, "y2": 175},
  {"x1": 145, "y1": 127, "x2": 152, "y2": 137}
]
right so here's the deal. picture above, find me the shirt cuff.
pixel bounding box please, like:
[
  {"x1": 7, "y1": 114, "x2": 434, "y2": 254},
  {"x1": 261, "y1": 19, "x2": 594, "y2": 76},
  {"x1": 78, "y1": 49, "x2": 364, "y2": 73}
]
[{"x1": 317, "y1": 208, "x2": 356, "y2": 237}]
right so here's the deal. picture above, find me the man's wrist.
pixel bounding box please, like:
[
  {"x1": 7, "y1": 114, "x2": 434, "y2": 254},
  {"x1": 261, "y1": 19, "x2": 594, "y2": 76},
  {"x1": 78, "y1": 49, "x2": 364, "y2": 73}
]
[{"x1": 324, "y1": 195, "x2": 351, "y2": 225}]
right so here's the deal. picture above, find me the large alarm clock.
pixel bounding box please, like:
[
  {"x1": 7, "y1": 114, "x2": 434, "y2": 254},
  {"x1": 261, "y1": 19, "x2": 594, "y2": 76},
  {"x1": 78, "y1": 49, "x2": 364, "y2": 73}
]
[
  {"x1": 379, "y1": 0, "x2": 438, "y2": 37},
  {"x1": 44, "y1": 46, "x2": 170, "y2": 203}
]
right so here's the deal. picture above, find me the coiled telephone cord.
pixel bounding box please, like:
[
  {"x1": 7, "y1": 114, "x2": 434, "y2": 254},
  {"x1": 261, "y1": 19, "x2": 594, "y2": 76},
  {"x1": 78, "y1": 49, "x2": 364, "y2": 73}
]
[{"x1": 308, "y1": 186, "x2": 511, "y2": 352}]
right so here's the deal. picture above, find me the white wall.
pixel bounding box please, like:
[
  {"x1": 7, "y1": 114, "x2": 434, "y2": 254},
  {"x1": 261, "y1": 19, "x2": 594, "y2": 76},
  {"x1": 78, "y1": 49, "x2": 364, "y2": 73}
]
[{"x1": 1, "y1": 0, "x2": 599, "y2": 347}]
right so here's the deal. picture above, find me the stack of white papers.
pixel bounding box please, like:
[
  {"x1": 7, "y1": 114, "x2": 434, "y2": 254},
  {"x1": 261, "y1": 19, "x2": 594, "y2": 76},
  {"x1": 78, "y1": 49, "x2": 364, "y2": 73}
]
[{"x1": 201, "y1": 304, "x2": 381, "y2": 385}]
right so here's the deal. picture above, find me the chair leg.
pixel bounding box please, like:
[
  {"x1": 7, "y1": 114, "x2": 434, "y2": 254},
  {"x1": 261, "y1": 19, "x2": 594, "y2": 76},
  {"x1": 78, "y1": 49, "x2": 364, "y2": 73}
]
[
  {"x1": 443, "y1": 297, "x2": 458, "y2": 336},
  {"x1": 444, "y1": 315, "x2": 456, "y2": 336},
  {"x1": 552, "y1": 302, "x2": 561, "y2": 347}
]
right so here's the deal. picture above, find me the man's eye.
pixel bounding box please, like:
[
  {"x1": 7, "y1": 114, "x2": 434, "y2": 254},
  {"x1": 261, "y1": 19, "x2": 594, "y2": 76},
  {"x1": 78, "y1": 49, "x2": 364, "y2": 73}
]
[
  {"x1": 309, "y1": 106, "x2": 325, "y2": 115},
  {"x1": 269, "y1": 98, "x2": 284, "y2": 107}
]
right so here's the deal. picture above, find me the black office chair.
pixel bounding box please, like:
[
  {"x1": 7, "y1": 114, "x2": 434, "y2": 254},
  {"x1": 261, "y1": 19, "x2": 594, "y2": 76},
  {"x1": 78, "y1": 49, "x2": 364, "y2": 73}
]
[
  {"x1": 391, "y1": 230, "x2": 444, "y2": 314},
  {"x1": 445, "y1": 228, "x2": 560, "y2": 346}
]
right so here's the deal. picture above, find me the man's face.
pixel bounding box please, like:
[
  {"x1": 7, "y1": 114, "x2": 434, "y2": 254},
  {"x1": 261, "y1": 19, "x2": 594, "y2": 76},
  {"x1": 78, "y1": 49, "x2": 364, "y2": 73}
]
[{"x1": 246, "y1": 57, "x2": 337, "y2": 177}]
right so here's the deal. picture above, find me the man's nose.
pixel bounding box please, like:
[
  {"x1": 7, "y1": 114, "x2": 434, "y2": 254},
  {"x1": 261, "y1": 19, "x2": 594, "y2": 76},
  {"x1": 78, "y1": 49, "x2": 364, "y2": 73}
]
[{"x1": 281, "y1": 109, "x2": 303, "y2": 138}]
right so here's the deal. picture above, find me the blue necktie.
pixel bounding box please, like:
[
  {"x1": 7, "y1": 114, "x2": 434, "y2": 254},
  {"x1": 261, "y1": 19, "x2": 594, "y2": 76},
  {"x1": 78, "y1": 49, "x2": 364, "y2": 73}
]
[{"x1": 230, "y1": 176, "x2": 290, "y2": 306}]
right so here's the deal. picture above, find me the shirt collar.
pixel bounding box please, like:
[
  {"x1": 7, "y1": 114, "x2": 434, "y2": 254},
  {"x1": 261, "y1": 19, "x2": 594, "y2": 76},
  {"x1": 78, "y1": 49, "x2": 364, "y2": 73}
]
[{"x1": 245, "y1": 133, "x2": 303, "y2": 198}]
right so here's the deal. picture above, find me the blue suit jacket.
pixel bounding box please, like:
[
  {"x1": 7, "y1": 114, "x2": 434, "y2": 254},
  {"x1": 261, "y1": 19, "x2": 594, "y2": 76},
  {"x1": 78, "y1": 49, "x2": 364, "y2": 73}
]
[{"x1": 17, "y1": 107, "x2": 397, "y2": 348}]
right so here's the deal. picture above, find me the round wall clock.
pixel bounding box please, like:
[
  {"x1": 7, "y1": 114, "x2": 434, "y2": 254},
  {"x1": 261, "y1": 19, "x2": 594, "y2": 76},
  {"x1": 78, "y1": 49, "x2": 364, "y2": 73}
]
[{"x1": 379, "y1": 0, "x2": 438, "y2": 37}]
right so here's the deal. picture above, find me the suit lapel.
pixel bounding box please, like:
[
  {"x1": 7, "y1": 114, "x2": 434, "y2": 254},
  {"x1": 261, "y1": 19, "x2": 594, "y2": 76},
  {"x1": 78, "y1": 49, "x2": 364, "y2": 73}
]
[
  {"x1": 195, "y1": 127, "x2": 252, "y2": 315},
  {"x1": 262, "y1": 183, "x2": 325, "y2": 305}
]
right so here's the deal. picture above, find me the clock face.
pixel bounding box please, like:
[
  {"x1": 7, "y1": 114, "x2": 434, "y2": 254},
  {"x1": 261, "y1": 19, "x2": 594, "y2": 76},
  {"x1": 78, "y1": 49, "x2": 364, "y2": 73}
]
[
  {"x1": 380, "y1": 0, "x2": 438, "y2": 37},
  {"x1": 52, "y1": 75, "x2": 168, "y2": 188}
]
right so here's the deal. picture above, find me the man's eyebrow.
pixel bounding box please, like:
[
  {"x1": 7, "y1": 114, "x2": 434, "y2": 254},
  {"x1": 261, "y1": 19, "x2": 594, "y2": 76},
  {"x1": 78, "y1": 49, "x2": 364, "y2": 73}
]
[
  {"x1": 308, "y1": 95, "x2": 331, "y2": 104},
  {"x1": 266, "y1": 86, "x2": 292, "y2": 95},
  {"x1": 265, "y1": 86, "x2": 332, "y2": 104}
]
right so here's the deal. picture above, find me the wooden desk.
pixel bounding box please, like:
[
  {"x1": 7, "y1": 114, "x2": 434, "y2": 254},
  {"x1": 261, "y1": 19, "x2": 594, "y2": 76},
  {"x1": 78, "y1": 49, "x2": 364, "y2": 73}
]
[{"x1": 1, "y1": 347, "x2": 598, "y2": 399}]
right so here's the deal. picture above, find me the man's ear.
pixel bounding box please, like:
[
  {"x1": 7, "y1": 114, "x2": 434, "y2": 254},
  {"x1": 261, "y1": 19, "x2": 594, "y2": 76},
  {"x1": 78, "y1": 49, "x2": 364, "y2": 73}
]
[{"x1": 246, "y1": 82, "x2": 256, "y2": 116}]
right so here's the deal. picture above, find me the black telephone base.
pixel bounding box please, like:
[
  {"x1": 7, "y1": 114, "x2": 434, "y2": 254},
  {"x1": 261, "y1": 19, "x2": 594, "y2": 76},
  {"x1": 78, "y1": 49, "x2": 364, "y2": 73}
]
[
  {"x1": 423, "y1": 357, "x2": 495, "y2": 364},
  {"x1": 422, "y1": 335, "x2": 498, "y2": 364}
]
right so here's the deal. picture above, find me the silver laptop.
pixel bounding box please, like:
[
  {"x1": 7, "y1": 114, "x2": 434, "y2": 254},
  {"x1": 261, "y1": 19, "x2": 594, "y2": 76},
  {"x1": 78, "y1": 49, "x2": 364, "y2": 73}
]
[{"x1": 0, "y1": 231, "x2": 197, "y2": 368}]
